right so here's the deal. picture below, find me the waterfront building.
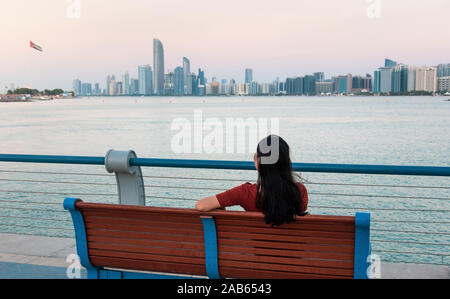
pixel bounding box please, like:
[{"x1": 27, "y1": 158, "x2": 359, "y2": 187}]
[
  {"x1": 198, "y1": 69, "x2": 205, "y2": 86},
  {"x1": 72, "y1": 79, "x2": 81, "y2": 96},
  {"x1": 285, "y1": 77, "x2": 304, "y2": 95},
  {"x1": 174, "y1": 67, "x2": 184, "y2": 96},
  {"x1": 407, "y1": 67, "x2": 417, "y2": 92},
  {"x1": 81, "y1": 83, "x2": 92, "y2": 96},
  {"x1": 153, "y1": 39, "x2": 165, "y2": 95},
  {"x1": 94, "y1": 83, "x2": 101, "y2": 95},
  {"x1": 391, "y1": 64, "x2": 409, "y2": 93},
  {"x1": 438, "y1": 76, "x2": 450, "y2": 92},
  {"x1": 437, "y1": 64, "x2": 450, "y2": 77},
  {"x1": 116, "y1": 82, "x2": 123, "y2": 95},
  {"x1": 211, "y1": 81, "x2": 220, "y2": 95},
  {"x1": 220, "y1": 79, "x2": 228, "y2": 95},
  {"x1": 315, "y1": 81, "x2": 333, "y2": 94},
  {"x1": 183, "y1": 57, "x2": 191, "y2": 95},
  {"x1": 415, "y1": 67, "x2": 437, "y2": 93},
  {"x1": 138, "y1": 65, "x2": 153, "y2": 95},
  {"x1": 260, "y1": 83, "x2": 271, "y2": 95},
  {"x1": 374, "y1": 67, "x2": 393, "y2": 94},
  {"x1": 249, "y1": 81, "x2": 259, "y2": 95},
  {"x1": 130, "y1": 78, "x2": 139, "y2": 95},
  {"x1": 106, "y1": 75, "x2": 112, "y2": 95},
  {"x1": 332, "y1": 75, "x2": 351, "y2": 94},
  {"x1": 313, "y1": 72, "x2": 325, "y2": 82},
  {"x1": 385, "y1": 58, "x2": 397, "y2": 67},
  {"x1": 185, "y1": 73, "x2": 194, "y2": 96},
  {"x1": 122, "y1": 72, "x2": 130, "y2": 95},
  {"x1": 164, "y1": 72, "x2": 175, "y2": 96},
  {"x1": 303, "y1": 75, "x2": 316, "y2": 95},
  {"x1": 109, "y1": 79, "x2": 117, "y2": 96},
  {"x1": 245, "y1": 68, "x2": 253, "y2": 84},
  {"x1": 237, "y1": 82, "x2": 246, "y2": 95}
]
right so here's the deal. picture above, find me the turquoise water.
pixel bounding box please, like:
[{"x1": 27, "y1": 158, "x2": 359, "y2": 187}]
[{"x1": 0, "y1": 96, "x2": 449, "y2": 265}]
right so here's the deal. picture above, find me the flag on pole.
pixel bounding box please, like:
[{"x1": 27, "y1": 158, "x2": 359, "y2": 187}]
[{"x1": 30, "y1": 41, "x2": 43, "y2": 52}]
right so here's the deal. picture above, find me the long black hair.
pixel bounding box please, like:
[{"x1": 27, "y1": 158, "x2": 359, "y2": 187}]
[{"x1": 255, "y1": 135, "x2": 307, "y2": 226}]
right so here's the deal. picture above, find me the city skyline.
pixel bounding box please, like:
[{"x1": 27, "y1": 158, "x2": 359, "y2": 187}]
[
  {"x1": 71, "y1": 56, "x2": 450, "y2": 97},
  {"x1": 1, "y1": 0, "x2": 449, "y2": 91}
]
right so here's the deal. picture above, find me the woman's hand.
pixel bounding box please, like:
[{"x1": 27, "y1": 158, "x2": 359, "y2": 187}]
[{"x1": 195, "y1": 195, "x2": 223, "y2": 212}]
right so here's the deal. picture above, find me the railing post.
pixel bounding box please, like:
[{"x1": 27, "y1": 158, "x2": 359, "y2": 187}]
[{"x1": 105, "y1": 150, "x2": 145, "y2": 206}]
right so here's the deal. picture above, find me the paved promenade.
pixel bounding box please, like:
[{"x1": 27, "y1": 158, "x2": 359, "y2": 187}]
[{"x1": 0, "y1": 233, "x2": 448, "y2": 279}]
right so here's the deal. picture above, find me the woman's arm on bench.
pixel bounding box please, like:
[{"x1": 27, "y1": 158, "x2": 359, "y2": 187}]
[{"x1": 195, "y1": 195, "x2": 223, "y2": 212}]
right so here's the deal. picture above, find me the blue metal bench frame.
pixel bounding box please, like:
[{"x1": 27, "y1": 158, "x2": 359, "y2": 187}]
[{"x1": 64, "y1": 198, "x2": 371, "y2": 279}]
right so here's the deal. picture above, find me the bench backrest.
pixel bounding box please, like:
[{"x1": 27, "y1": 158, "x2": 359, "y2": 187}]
[{"x1": 64, "y1": 198, "x2": 370, "y2": 279}]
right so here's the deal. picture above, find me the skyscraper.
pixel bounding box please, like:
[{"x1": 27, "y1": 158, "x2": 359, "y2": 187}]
[
  {"x1": 183, "y1": 57, "x2": 190, "y2": 95},
  {"x1": 374, "y1": 67, "x2": 393, "y2": 94},
  {"x1": 391, "y1": 64, "x2": 408, "y2": 93},
  {"x1": 303, "y1": 75, "x2": 316, "y2": 95},
  {"x1": 122, "y1": 72, "x2": 130, "y2": 95},
  {"x1": 72, "y1": 79, "x2": 81, "y2": 96},
  {"x1": 437, "y1": 64, "x2": 450, "y2": 77},
  {"x1": 245, "y1": 69, "x2": 253, "y2": 84},
  {"x1": 415, "y1": 67, "x2": 437, "y2": 93},
  {"x1": 153, "y1": 39, "x2": 165, "y2": 95},
  {"x1": 138, "y1": 65, "x2": 153, "y2": 95},
  {"x1": 313, "y1": 72, "x2": 325, "y2": 82},
  {"x1": 385, "y1": 58, "x2": 397, "y2": 67},
  {"x1": 174, "y1": 66, "x2": 184, "y2": 96}
]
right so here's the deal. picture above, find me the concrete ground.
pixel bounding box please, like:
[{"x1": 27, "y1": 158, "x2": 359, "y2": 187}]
[{"x1": 0, "y1": 232, "x2": 448, "y2": 279}]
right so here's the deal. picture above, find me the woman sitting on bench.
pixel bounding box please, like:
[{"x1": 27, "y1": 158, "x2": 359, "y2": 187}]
[{"x1": 195, "y1": 135, "x2": 308, "y2": 226}]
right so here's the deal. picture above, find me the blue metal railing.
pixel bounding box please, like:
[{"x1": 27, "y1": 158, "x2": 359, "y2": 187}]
[
  {"x1": 0, "y1": 153, "x2": 449, "y2": 266},
  {"x1": 1, "y1": 154, "x2": 450, "y2": 176}
]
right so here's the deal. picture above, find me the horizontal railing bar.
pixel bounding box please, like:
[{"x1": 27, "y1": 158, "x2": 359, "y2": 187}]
[
  {"x1": 2, "y1": 170, "x2": 449, "y2": 190},
  {"x1": 371, "y1": 229, "x2": 450, "y2": 236},
  {"x1": 0, "y1": 215, "x2": 71, "y2": 222},
  {"x1": 372, "y1": 239, "x2": 450, "y2": 246},
  {"x1": 372, "y1": 259, "x2": 448, "y2": 267},
  {"x1": 0, "y1": 206, "x2": 67, "y2": 213},
  {"x1": 1, "y1": 154, "x2": 449, "y2": 176},
  {"x1": 0, "y1": 178, "x2": 116, "y2": 186},
  {"x1": 0, "y1": 190, "x2": 115, "y2": 196},
  {"x1": 372, "y1": 220, "x2": 450, "y2": 224},
  {"x1": 0, "y1": 200, "x2": 61, "y2": 205},
  {"x1": 0, "y1": 169, "x2": 112, "y2": 177},
  {"x1": 309, "y1": 206, "x2": 450, "y2": 212},
  {"x1": 373, "y1": 249, "x2": 450, "y2": 257},
  {"x1": 0, "y1": 223, "x2": 73, "y2": 230}
]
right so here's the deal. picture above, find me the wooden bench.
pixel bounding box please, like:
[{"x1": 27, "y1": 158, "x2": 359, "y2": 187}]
[{"x1": 64, "y1": 198, "x2": 371, "y2": 279}]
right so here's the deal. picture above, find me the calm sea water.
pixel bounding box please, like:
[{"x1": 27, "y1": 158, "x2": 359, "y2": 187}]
[{"x1": 0, "y1": 96, "x2": 449, "y2": 265}]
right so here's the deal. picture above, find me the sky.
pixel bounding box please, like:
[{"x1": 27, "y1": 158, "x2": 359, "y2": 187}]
[{"x1": 0, "y1": 0, "x2": 449, "y2": 91}]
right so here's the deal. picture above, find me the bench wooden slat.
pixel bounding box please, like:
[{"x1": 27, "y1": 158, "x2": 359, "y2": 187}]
[
  {"x1": 218, "y1": 251, "x2": 354, "y2": 269},
  {"x1": 219, "y1": 259, "x2": 354, "y2": 277},
  {"x1": 215, "y1": 224, "x2": 355, "y2": 239},
  {"x1": 90, "y1": 256, "x2": 206, "y2": 277},
  {"x1": 89, "y1": 249, "x2": 206, "y2": 266},
  {"x1": 88, "y1": 235, "x2": 203, "y2": 251},
  {"x1": 86, "y1": 229, "x2": 204, "y2": 244},
  {"x1": 85, "y1": 221, "x2": 203, "y2": 236},
  {"x1": 83, "y1": 215, "x2": 203, "y2": 230},
  {"x1": 219, "y1": 244, "x2": 354, "y2": 261},
  {"x1": 216, "y1": 230, "x2": 355, "y2": 246},
  {"x1": 82, "y1": 210, "x2": 203, "y2": 225},
  {"x1": 218, "y1": 238, "x2": 354, "y2": 253},
  {"x1": 214, "y1": 218, "x2": 356, "y2": 232},
  {"x1": 220, "y1": 267, "x2": 351, "y2": 279},
  {"x1": 88, "y1": 242, "x2": 205, "y2": 258}
]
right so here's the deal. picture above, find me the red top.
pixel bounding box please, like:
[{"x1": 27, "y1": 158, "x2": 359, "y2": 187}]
[{"x1": 216, "y1": 182, "x2": 308, "y2": 213}]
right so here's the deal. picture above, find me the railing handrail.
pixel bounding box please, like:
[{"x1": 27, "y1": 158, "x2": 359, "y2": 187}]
[{"x1": 0, "y1": 154, "x2": 449, "y2": 176}]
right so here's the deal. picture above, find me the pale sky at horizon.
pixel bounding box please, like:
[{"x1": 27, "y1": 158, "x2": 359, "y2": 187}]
[{"x1": 0, "y1": 0, "x2": 449, "y2": 91}]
